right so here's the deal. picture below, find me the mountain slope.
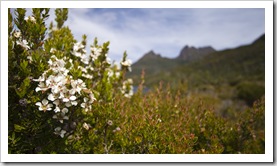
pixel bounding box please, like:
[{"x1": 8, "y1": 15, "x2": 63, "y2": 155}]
[
  {"x1": 129, "y1": 34, "x2": 265, "y2": 88},
  {"x1": 128, "y1": 50, "x2": 183, "y2": 83}
]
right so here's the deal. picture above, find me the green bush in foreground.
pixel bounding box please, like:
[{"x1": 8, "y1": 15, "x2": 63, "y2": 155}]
[{"x1": 8, "y1": 8, "x2": 264, "y2": 154}]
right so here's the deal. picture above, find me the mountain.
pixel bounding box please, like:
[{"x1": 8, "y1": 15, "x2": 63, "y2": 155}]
[
  {"x1": 177, "y1": 45, "x2": 216, "y2": 62},
  {"x1": 130, "y1": 34, "x2": 264, "y2": 86},
  {"x1": 128, "y1": 50, "x2": 182, "y2": 80},
  {"x1": 128, "y1": 33, "x2": 265, "y2": 112}
]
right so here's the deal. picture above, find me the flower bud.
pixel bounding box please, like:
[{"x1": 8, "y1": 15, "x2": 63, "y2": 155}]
[{"x1": 107, "y1": 120, "x2": 113, "y2": 126}]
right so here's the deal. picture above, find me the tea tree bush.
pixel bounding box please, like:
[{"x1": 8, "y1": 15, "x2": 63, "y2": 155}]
[
  {"x1": 9, "y1": 8, "x2": 133, "y2": 154},
  {"x1": 8, "y1": 8, "x2": 265, "y2": 154}
]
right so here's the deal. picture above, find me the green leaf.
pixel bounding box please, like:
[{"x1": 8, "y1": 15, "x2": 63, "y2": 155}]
[
  {"x1": 15, "y1": 77, "x2": 30, "y2": 98},
  {"x1": 14, "y1": 124, "x2": 26, "y2": 132}
]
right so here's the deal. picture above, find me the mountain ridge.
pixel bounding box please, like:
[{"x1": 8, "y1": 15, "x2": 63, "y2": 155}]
[
  {"x1": 129, "y1": 34, "x2": 265, "y2": 88},
  {"x1": 177, "y1": 45, "x2": 216, "y2": 61}
]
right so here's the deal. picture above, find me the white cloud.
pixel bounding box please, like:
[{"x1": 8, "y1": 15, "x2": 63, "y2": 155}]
[
  {"x1": 68, "y1": 8, "x2": 263, "y2": 63},
  {"x1": 16, "y1": 8, "x2": 265, "y2": 63}
]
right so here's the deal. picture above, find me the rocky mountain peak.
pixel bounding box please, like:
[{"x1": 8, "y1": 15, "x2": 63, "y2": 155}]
[
  {"x1": 141, "y1": 50, "x2": 162, "y2": 59},
  {"x1": 177, "y1": 45, "x2": 216, "y2": 62}
]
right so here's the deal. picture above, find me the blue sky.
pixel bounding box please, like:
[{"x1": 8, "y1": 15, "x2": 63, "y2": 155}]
[{"x1": 26, "y1": 8, "x2": 265, "y2": 63}]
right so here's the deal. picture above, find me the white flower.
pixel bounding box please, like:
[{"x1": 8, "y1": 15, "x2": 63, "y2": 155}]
[
  {"x1": 16, "y1": 39, "x2": 30, "y2": 50},
  {"x1": 74, "y1": 52, "x2": 82, "y2": 58},
  {"x1": 85, "y1": 66, "x2": 94, "y2": 71},
  {"x1": 35, "y1": 82, "x2": 49, "y2": 92},
  {"x1": 80, "y1": 97, "x2": 92, "y2": 112},
  {"x1": 50, "y1": 48, "x2": 56, "y2": 53},
  {"x1": 127, "y1": 78, "x2": 133, "y2": 84},
  {"x1": 78, "y1": 66, "x2": 87, "y2": 73},
  {"x1": 35, "y1": 99, "x2": 53, "y2": 112},
  {"x1": 121, "y1": 79, "x2": 134, "y2": 98},
  {"x1": 90, "y1": 47, "x2": 102, "y2": 60},
  {"x1": 107, "y1": 70, "x2": 114, "y2": 78},
  {"x1": 121, "y1": 59, "x2": 132, "y2": 67},
  {"x1": 106, "y1": 57, "x2": 112, "y2": 64},
  {"x1": 48, "y1": 57, "x2": 66, "y2": 71},
  {"x1": 73, "y1": 42, "x2": 85, "y2": 52},
  {"x1": 82, "y1": 74, "x2": 93, "y2": 79},
  {"x1": 71, "y1": 79, "x2": 86, "y2": 94},
  {"x1": 80, "y1": 93, "x2": 95, "y2": 112},
  {"x1": 33, "y1": 74, "x2": 46, "y2": 82},
  {"x1": 83, "y1": 122, "x2": 91, "y2": 130},
  {"x1": 45, "y1": 75, "x2": 55, "y2": 87},
  {"x1": 50, "y1": 76, "x2": 67, "y2": 94},
  {"x1": 107, "y1": 120, "x2": 113, "y2": 126},
  {"x1": 81, "y1": 57, "x2": 89, "y2": 65},
  {"x1": 52, "y1": 108, "x2": 69, "y2": 123},
  {"x1": 24, "y1": 16, "x2": 36, "y2": 23},
  {"x1": 13, "y1": 30, "x2": 21, "y2": 38},
  {"x1": 54, "y1": 106, "x2": 61, "y2": 113},
  {"x1": 113, "y1": 127, "x2": 121, "y2": 133},
  {"x1": 54, "y1": 127, "x2": 66, "y2": 138},
  {"x1": 61, "y1": 90, "x2": 76, "y2": 102},
  {"x1": 89, "y1": 93, "x2": 96, "y2": 103},
  {"x1": 115, "y1": 72, "x2": 120, "y2": 78},
  {"x1": 72, "y1": 42, "x2": 86, "y2": 59},
  {"x1": 53, "y1": 100, "x2": 61, "y2": 113},
  {"x1": 47, "y1": 93, "x2": 60, "y2": 102},
  {"x1": 65, "y1": 102, "x2": 72, "y2": 107},
  {"x1": 27, "y1": 56, "x2": 33, "y2": 62}
]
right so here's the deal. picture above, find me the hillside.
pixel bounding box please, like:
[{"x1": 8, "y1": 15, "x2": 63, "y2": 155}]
[
  {"x1": 128, "y1": 34, "x2": 265, "y2": 112},
  {"x1": 128, "y1": 50, "x2": 183, "y2": 81}
]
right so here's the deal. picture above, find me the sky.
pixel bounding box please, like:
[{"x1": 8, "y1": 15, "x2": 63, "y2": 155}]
[{"x1": 25, "y1": 8, "x2": 265, "y2": 63}]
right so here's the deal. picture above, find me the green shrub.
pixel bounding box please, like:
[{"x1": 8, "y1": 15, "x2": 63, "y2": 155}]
[{"x1": 236, "y1": 81, "x2": 264, "y2": 106}]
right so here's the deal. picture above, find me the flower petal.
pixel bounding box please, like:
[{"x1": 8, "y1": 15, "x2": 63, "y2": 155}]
[
  {"x1": 42, "y1": 99, "x2": 48, "y2": 105},
  {"x1": 53, "y1": 100, "x2": 60, "y2": 106},
  {"x1": 81, "y1": 103, "x2": 86, "y2": 108},
  {"x1": 65, "y1": 102, "x2": 71, "y2": 107},
  {"x1": 35, "y1": 102, "x2": 41, "y2": 106},
  {"x1": 63, "y1": 98, "x2": 69, "y2": 102},
  {"x1": 55, "y1": 127, "x2": 61, "y2": 131},
  {"x1": 54, "y1": 107, "x2": 60, "y2": 113},
  {"x1": 71, "y1": 101, "x2": 78, "y2": 106},
  {"x1": 62, "y1": 108, "x2": 68, "y2": 114},
  {"x1": 70, "y1": 96, "x2": 76, "y2": 101},
  {"x1": 35, "y1": 87, "x2": 41, "y2": 92},
  {"x1": 48, "y1": 94, "x2": 55, "y2": 101}
]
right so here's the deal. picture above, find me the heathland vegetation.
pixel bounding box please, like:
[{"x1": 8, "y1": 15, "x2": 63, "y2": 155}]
[{"x1": 8, "y1": 8, "x2": 264, "y2": 154}]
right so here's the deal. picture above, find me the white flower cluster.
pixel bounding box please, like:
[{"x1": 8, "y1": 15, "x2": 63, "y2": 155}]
[
  {"x1": 34, "y1": 54, "x2": 96, "y2": 138},
  {"x1": 90, "y1": 44, "x2": 112, "y2": 65},
  {"x1": 90, "y1": 46, "x2": 102, "y2": 61},
  {"x1": 121, "y1": 59, "x2": 132, "y2": 72},
  {"x1": 107, "y1": 68, "x2": 121, "y2": 80},
  {"x1": 34, "y1": 40, "x2": 134, "y2": 138},
  {"x1": 72, "y1": 42, "x2": 87, "y2": 61},
  {"x1": 72, "y1": 42, "x2": 113, "y2": 80},
  {"x1": 24, "y1": 16, "x2": 36, "y2": 23},
  {"x1": 121, "y1": 79, "x2": 134, "y2": 98},
  {"x1": 71, "y1": 42, "x2": 100, "y2": 79},
  {"x1": 13, "y1": 30, "x2": 30, "y2": 50}
]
